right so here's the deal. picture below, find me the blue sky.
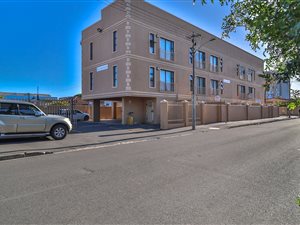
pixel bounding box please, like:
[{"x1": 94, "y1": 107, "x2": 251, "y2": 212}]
[{"x1": 0, "y1": 0, "x2": 271, "y2": 97}]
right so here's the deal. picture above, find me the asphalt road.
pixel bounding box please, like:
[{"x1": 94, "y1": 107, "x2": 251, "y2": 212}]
[{"x1": 0, "y1": 120, "x2": 300, "y2": 224}]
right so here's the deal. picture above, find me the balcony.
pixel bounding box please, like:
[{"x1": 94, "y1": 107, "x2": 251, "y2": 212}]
[
  {"x1": 210, "y1": 64, "x2": 218, "y2": 73},
  {"x1": 210, "y1": 88, "x2": 220, "y2": 96},
  {"x1": 160, "y1": 82, "x2": 174, "y2": 92},
  {"x1": 159, "y1": 49, "x2": 174, "y2": 61},
  {"x1": 196, "y1": 61, "x2": 205, "y2": 70},
  {"x1": 238, "y1": 93, "x2": 247, "y2": 100},
  {"x1": 196, "y1": 87, "x2": 206, "y2": 95}
]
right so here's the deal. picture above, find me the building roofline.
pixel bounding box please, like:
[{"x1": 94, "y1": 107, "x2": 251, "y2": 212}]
[{"x1": 140, "y1": 0, "x2": 264, "y2": 62}]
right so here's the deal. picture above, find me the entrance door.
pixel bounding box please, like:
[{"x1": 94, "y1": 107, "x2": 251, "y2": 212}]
[{"x1": 146, "y1": 100, "x2": 154, "y2": 123}]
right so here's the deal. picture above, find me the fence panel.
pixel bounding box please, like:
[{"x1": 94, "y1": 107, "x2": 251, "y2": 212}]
[{"x1": 168, "y1": 102, "x2": 184, "y2": 128}]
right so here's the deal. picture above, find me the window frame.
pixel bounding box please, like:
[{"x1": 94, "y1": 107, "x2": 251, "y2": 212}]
[
  {"x1": 195, "y1": 51, "x2": 206, "y2": 69},
  {"x1": 149, "y1": 66, "x2": 156, "y2": 88},
  {"x1": 89, "y1": 42, "x2": 93, "y2": 61},
  {"x1": 89, "y1": 72, "x2": 93, "y2": 91},
  {"x1": 159, "y1": 37, "x2": 174, "y2": 61},
  {"x1": 160, "y1": 69, "x2": 175, "y2": 92},
  {"x1": 210, "y1": 55, "x2": 219, "y2": 73},
  {"x1": 149, "y1": 33, "x2": 155, "y2": 54},
  {"x1": 210, "y1": 79, "x2": 219, "y2": 95},
  {"x1": 113, "y1": 65, "x2": 118, "y2": 88},
  {"x1": 113, "y1": 30, "x2": 117, "y2": 52}
]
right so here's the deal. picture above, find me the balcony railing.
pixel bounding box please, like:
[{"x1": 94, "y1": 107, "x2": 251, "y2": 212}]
[
  {"x1": 160, "y1": 82, "x2": 174, "y2": 92},
  {"x1": 210, "y1": 88, "x2": 220, "y2": 96},
  {"x1": 159, "y1": 49, "x2": 174, "y2": 61},
  {"x1": 196, "y1": 61, "x2": 205, "y2": 69},
  {"x1": 248, "y1": 93, "x2": 255, "y2": 99},
  {"x1": 238, "y1": 93, "x2": 247, "y2": 100},
  {"x1": 196, "y1": 87, "x2": 206, "y2": 95},
  {"x1": 210, "y1": 64, "x2": 218, "y2": 73}
]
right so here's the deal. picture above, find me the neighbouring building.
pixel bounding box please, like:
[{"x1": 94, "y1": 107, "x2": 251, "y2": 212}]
[
  {"x1": 81, "y1": 0, "x2": 265, "y2": 124},
  {"x1": 266, "y1": 80, "x2": 290, "y2": 104},
  {"x1": 0, "y1": 92, "x2": 57, "y2": 101}
]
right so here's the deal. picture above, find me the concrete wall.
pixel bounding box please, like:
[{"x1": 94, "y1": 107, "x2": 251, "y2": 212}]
[
  {"x1": 160, "y1": 100, "x2": 281, "y2": 129},
  {"x1": 248, "y1": 106, "x2": 261, "y2": 120},
  {"x1": 228, "y1": 105, "x2": 247, "y2": 121}
]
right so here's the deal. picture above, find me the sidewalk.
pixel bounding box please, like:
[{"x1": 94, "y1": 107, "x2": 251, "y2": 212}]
[{"x1": 0, "y1": 116, "x2": 297, "y2": 160}]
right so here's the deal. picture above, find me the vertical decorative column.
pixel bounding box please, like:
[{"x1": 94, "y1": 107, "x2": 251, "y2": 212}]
[
  {"x1": 93, "y1": 99, "x2": 100, "y2": 122},
  {"x1": 182, "y1": 100, "x2": 189, "y2": 127},
  {"x1": 246, "y1": 103, "x2": 249, "y2": 120},
  {"x1": 226, "y1": 102, "x2": 230, "y2": 122},
  {"x1": 200, "y1": 101, "x2": 205, "y2": 125},
  {"x1": 125, "y1": 0, "x2": 132, "y2": 91},
  {"x1": 160, "y1": 100, "x2": 168, "y2": 130}
]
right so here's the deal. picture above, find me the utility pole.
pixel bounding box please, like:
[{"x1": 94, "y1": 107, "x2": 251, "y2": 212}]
[
  {"x1": 187, "y1": 33, "x2": 216, "y2": 130},
  {"x1": 187, "y1": 32, "x2": 201, "y2": 130}
]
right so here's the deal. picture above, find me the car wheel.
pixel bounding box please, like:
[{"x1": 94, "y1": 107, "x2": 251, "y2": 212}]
[
  {"x1": 51, "y1": 124, "x2": 67, "y2": 140},
  {"x1": 84, "y1": 115, "x2": 89, "y2": 121}
]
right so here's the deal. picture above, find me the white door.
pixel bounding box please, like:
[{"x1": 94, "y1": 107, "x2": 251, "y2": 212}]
[{"x1": 146, "y1": 100, "x2": 154, "y2": 123}]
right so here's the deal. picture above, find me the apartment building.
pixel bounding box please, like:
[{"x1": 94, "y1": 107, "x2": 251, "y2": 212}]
[
  {"x1": 266, "y1": 80, "x2": 290, "y2": 103},
  {"x1": 81, "y1": 0, "x2": 265, "y2": 124}
]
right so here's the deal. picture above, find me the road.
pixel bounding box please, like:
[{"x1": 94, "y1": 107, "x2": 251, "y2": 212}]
[{"x1": 0, "y1": 119, "x2": 300, "y2": 224}]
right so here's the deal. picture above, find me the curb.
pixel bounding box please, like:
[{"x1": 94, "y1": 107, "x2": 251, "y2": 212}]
[
  {"x1": 226, "y1": 117, "x2": 296, "y2": 129},
  {"x1": 0, "y1": 151, "x2": 53, "y2": 162}
]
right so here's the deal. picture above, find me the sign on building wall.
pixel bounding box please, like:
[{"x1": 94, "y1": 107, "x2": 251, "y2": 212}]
[
  {"x1": 223, "y1": 79, "x2": 231, "y2": 84},
  {"x1": 96, "y1": 64, "x2": 108, "y2": 72}
]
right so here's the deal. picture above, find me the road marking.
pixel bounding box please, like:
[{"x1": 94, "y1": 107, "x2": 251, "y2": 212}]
[{"x1": 209, "y1": 127, "x2": 220, "y2": 130}]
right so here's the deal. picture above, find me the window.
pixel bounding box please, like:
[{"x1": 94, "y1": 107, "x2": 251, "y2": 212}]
[
  {"x1": 248, "y1": 69, "x2": 255, "y2": 82},
  {"x1": 90, "y1": 42, "x2": 93, "y2": 60},
  {"x1": 220, "y1": 58, "x2": 223, "y2": 72},
  {"x1": 113, "y1": 65, "x2": 118, "y2": 87},
  {"x1": 113, "y1": 31, "x2": 117, "y2": 52},
  {"x1": 210, "y1": 79, "x2": 219, "y2": 95},
  {"x1": 89, "y1": 72, "x2": 93, "y2": 91},
  {"x1": 160, "y1": 38, "x2": 174, "y2": 61},
  {"x1": 160, "y1": 69, "x2": 174, "y2": 92},
  {"x1": 0, "y1": 103, "x2": 18, "y2": 115},
  {"x1": 189, "y1": 48, "x2": 193, "y2": 64},
  {"x1": 239, "y1": 66, "x2": 246, "y2": 80},
  {"x1": 195, "y1": 51, "x2": 206, "y2": 69},
  {"x1": 237, "y1": 85, "x2": 246, "y2": 99},
  {"x1": 149, "y1": 33, "x2": 155, "y2": 54},
  {"x1": 19, "y1": 104, "x2": 40, "y2": 116},
  {"x1": 248, "y1": 87, "x2": 255, "y2": 99},
  {"x1": 196, "y1": 77, "x2": 206, "y2": 95},
  {"x1": 210, "y1": 55, "x2": 218, "y2": 72},
  {"x1": 149, "y1": 67, "x2": 155, "y2": 88}
]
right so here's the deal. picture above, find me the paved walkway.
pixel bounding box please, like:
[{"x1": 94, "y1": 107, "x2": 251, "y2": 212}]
[{"x1": 0, "y1": 116, "x2": 297, "y2": 158}]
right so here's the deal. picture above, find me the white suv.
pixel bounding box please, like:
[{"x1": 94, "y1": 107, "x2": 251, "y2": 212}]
[{"x1": 0, "y1": 100, "x2": 72, "y2": 140}]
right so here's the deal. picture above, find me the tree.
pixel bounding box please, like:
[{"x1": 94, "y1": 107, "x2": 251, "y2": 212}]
[{"x1": 196, "y1": 0, "x2": 300, "y2": 87}]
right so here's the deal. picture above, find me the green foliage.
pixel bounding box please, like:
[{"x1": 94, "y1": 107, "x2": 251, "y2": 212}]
[
  {"x1": 0, "y1": 95, "x2": 3, "y2": 99},
  {"x1": 296, "y1": 196, "x2": 300, "y2": 207},
  {"x1": 197, "y1": 0, "x2": 300, "y2": 86}
]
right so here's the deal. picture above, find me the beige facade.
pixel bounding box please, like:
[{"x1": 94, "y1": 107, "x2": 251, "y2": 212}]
[{"x1": 82, "y1": 0, "x2": 265, "y2": 124}]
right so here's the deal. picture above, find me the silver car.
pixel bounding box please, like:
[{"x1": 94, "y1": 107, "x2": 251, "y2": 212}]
[{"x1": 0, "y1": 100, "x2": 72, "y2": 140}]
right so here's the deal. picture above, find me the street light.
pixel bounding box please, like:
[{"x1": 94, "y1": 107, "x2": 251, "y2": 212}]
[{"x1": 189, "y1": 34, "x2": 215, "y2": 130}]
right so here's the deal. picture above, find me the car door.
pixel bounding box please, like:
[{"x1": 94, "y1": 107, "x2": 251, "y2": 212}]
[
  {"x1": 0, "y1": 102, "x2": 19, "y2": 134},
  {"x1": 17, "y1": 104, "x2": 46, "y2": 133}
]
